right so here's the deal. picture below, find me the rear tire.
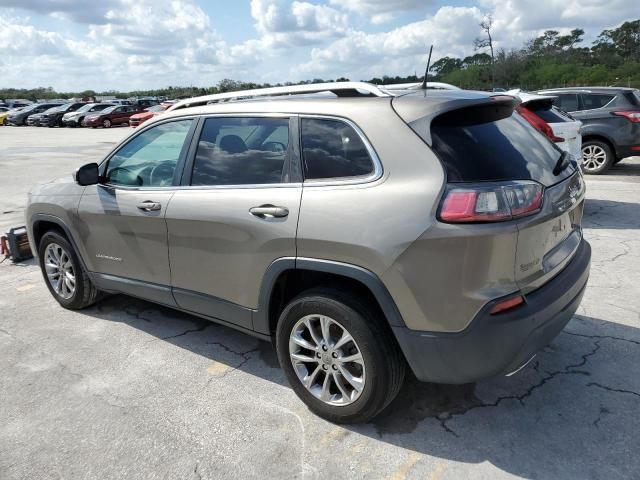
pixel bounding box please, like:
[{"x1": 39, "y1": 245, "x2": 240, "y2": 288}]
[
  {"x1": 582, "y1": 140, "x2": 613, "y2": 174},
  {"x1": 276, "y1": 288, "x2": 405, "y2": 423},
  {"x1": 38, "y1": 231, "x2": 99, "y2": 310}
]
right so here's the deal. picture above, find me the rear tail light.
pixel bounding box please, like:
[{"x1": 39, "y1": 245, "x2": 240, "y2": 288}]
[
  {"x1": 516, "y1": 106, "x2": 564, "y2": 142},
  {"x1": 612, "y1": 111, "x2": 640, "y2": 123},
  {"x1": 439, "y1": 181, "x2": 543, "y2": 223}
]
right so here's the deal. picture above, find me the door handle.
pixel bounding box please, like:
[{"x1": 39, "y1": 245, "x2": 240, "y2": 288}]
[
  {"x1": 137, "y1": 201, "x2": 162, "y2": 212},
  {"x1": 249, "y1": 205, "x2": 289, "y2": 218}
]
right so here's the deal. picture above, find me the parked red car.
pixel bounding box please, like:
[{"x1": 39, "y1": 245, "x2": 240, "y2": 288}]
[
  {"x1": 82, "y1": 105, "x2": 143, "y2": 128},
  {"x1": 129, "y1": 104, "x2": 169, "y2": 128}
]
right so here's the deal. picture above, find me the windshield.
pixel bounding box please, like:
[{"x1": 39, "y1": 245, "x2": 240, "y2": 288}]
[
  {"x1": 147, "y1": 105, "x2": 165, "y2": 113},
  {"x1": 101, "y1": 106, "x2": 118, "y2": 114},
  {"x1": 76, "y1": 104, "x2": 96, "y2": 113}
]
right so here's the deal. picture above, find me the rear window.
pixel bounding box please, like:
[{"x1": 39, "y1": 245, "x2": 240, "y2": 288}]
[
  {"x1": 528, "y1": 105, "x2": 568, "y2": 123},
  {"x1": 624, "y1": 90, "x2": 640, "y2": 106},
  {"x1": 301, "y1": 118, "x2": 375, "y2": 180},
  {"x1": 554, "y1": 94, "x2": 579, "y2": 112},
  {"x1": 191, "y1": 117, "x2": 290, "y2": 186},
  {"x1": 581, "y1": 94, "x2": 615, "y2": 110},
  {"x1": 430, "y1": 107, "x2": 564, "y2": 185}
]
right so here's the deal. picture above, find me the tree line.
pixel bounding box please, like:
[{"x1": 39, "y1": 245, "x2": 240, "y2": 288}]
[
  {"x1": 1, "y1": 19, "x2": 638, "y2": 101},
  {"x1": 428, "y1": 18, "x2": 639, "y2": 90}
]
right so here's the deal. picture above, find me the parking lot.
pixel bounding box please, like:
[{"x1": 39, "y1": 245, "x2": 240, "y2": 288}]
[{"x1": 1, "y1": 126, "x2": 639, "y2": 479}]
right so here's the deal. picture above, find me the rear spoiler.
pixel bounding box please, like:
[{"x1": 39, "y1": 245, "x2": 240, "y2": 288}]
[{"x1": 392, "y1": 92, "x2": 520, "y2": 145}]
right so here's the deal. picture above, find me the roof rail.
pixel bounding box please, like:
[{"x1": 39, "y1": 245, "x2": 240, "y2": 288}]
[
  {"x1": 167, "y1": 82, "x2": 391, "y2": 111},
  {"x1": 384, "y1": 82, "x2": 461, "y2": 91}
]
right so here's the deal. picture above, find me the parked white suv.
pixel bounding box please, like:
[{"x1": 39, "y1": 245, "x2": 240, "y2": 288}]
[{"x1": 508, "y1": 90, "x2": 582, "y2": 160}]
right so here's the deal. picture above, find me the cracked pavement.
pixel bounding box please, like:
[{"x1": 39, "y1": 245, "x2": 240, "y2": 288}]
[{"x1": 1, "y1": 128, "x2": 640, "y2": 479}]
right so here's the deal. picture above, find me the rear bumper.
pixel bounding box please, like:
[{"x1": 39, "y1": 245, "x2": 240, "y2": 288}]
[
  {"x1": 393, "y1": 239, "x2": 591, "y2": 384},
  {"x1": 615, "y1": 145, "x2": 640, "y2": 159}
]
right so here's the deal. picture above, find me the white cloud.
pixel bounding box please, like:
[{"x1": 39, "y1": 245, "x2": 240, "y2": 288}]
[
  {"x1": 0, "y1": 0, "x2": 637, "y2": 91},
  {"x1": 0, "y1": 1, "x2": 261, "y2": 90},
  {"x1": 296, "y1": 6, "x2": 484, "y2": 79},
  {"x1": 328, "y1": 0, "x2": 433, "y2": 24},
  {"x1": 482, "y1": 0, "x2": 640, "y2": 49},
  {"x1": 250, "y1": 0, "x2": 348, "y2": 46},
  {"x1": 0, "y1": 0, "x2": 122, "y2": 24},
  {"x1": 0, "y1": 15, "x2": 69, "y2": 56}
]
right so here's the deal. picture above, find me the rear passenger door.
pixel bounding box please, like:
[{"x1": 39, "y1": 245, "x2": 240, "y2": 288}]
[
  {"x1": 165, "y1": 115, "x2": 302, "y2": 330},
  {"x1": 295, "y1": 116, "x2": 384, "y2": 266}
]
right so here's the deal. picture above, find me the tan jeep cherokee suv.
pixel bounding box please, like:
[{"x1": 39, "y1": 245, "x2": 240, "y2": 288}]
[{"x1": 27, "y1": 82, "x2": 590, "y2": 423}]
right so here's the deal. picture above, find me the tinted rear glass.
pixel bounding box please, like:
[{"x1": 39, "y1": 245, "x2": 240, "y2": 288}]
[
  {"x1": 531, "y1": 106, "x2": 569, "y2": 123},
  {"x1": 191, "y1": 117, "x2": 290, "y2": 186},
  {"x1": 555, "y1": 94, "x2": 579, "y2": 112},
  {"x1": 581, "y1": 94, "x2": 615, "y2": 110},
  {"x1": 624, "y1": 90, "x2": 640, "y2": 106},
  {"x1": 430, "y1": 109, "x2": 565, "y2": 186},
  {"x1": 301, "y1": 118, "x2": 374, "y2": 180}
]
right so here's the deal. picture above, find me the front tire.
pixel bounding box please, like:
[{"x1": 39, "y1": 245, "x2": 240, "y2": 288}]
[
  {"x1": 38, "y1": 231, "x2": 99, "y2": 309},
  {"x1": 582, "y1": 140, "x2": 613, "y2": 174},
  {"x1": 103, "y1": 119, "x2": 111, "y2": 128},
  {"x1": 276, "y1": 289, "x2": 405, "y2": 423}
]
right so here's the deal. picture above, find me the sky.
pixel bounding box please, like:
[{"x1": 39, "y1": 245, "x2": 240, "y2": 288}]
[{"x1": 0, "y1": 0, "x2": 637, "y2": 92}]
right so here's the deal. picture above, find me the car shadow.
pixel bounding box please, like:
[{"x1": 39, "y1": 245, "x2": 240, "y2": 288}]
[
  {"x1": 83, "y1": 295, "x2": 640, "y2": 479},
  {"x1": 583, "y1": 198, "x2": 640, "y2": 229},
  {"x1": 607, "y1": 157, "x2": 640, "y2": 176}
]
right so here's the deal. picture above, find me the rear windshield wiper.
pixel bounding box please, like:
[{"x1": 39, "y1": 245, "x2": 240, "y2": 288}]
[{"x1": 553, "y1": 151, "x2": 573, "y2": 176}]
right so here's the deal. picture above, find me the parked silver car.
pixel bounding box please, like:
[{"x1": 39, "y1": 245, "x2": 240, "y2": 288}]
[{"x1": 26, "y1": 82, "x2": 590, "y2": 423}]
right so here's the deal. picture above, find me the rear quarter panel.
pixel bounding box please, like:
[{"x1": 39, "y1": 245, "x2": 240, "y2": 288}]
[
  {"x1": 296, "y1": 103, "x2": 455, "y2": 331},
  {"x1": 296, "y1": 103, "x2": 444, "y2": 276}
]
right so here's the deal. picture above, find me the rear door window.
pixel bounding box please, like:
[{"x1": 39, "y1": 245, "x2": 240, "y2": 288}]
[
  {"x1": 555, "y1": 94, "x2": 579, "y2": 112},
  {"x1": 300, "y1": 118, "x2": 375, "y2": 180},
  {"x1": 190, "y1": 117, "x2": 290, "y2": 186},
  {"x1": 430, "y1": 107, "x2": 569, "y2": 187},
  {"x1": 581, "y1": 94, "x2": 615, "y2": 110}
]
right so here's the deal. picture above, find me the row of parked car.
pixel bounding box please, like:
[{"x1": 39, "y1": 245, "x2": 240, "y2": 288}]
[{"x1": 0, "y1": 99, "x2": 174, "y2": 130}]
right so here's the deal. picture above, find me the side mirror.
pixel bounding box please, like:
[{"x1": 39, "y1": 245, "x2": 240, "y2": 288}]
[{"x1": 74, "y1": 163, "x2": 100, "y2": 186}]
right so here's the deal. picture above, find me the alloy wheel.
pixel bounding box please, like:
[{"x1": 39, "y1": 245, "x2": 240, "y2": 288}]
[
  {"x1": 582, "y1": 145, "x2": 608, "y2": 172},
  {"x1": 289, "y1": 314, "x2": 366, "y2": 406},
  {"x1": 44, "y1": 243, "x2": 76, "y2": 299}
]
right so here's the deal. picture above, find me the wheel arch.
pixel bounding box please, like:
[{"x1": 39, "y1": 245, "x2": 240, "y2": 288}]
[
  {"x1": 254, "y1": 257, "x2": 406, "y2": 336},
  {"x1": 30, "y1": 214, "x2": 88, "y2": 271},
  {"x1": 581, "y1": 133, "x2": 615, "y2": 154}
]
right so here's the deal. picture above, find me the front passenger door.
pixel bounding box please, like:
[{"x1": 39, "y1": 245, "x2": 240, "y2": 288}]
[{"x1": 78, "y1": 118, "x2": 196, "y2": 304}]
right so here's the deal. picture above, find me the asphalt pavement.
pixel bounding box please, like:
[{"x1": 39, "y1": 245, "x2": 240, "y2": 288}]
[{"x1": 1, "y1": 126, "x2": 639, "y2": 479}]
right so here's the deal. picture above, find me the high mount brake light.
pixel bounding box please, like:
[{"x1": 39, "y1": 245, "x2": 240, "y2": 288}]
[
  {"x1": 439, "y1": 181, "x2": 543, "y2": 223},
  {"x1": 612, "y1": 111, "x2": 640, "y2": 123},
  {"x1": 516, "y1": 106, "x2": 564, "y2": 142}
]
